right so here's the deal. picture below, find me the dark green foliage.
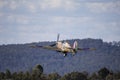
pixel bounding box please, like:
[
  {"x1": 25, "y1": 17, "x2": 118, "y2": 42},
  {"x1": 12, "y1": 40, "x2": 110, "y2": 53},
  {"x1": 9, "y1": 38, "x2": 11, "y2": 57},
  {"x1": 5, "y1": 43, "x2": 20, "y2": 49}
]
[
  {"x1": 0, "y1": 67, "x2": 120, "y2": 80},
  {"x1": 106, "y1": 74, "x2": 113, "y2": 80},
  {"x1": 113, "y1": 72, "x2": 120, "y2": 80},
  {"x1": 16, "y1": 71, "x2": 24, "y2": 80},
  {"x1": 47, "y1": 72, "x2": 61, "y2": 80},
  {"x1": 98, "y1": 67, "x2": 110, "y2": 79},
  {"x1": 61, "y1": 72, "x2": 87, "y2": 80},
  {"x1": 88, "y1": 73, "x2": 101, "y2": 80},
  {"x1": 32, "y1": 64, "x2": 43, "y2": 79},
  {"x1": 12, "y1": 72, "x2": 18, "y2": 80},
  {"x1": 0, "y1": 72, "x2": 5, "y2": 79},
  {"x1": 5, "y1": 69, "x2": 11, "y2": 79},
  {"x1": 23, "y1": 71, "x2": 31, "y2": 80},
  {"x1": 33, "y1": 64, "x2": 43, "y2": 75}
]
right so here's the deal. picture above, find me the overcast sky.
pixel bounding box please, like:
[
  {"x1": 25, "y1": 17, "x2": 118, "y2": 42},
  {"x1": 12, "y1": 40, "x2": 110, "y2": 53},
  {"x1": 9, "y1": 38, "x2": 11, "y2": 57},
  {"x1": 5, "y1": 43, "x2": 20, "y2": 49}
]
[{"x1": 0, "y1": 0, "x2": 120, "y2": 44}]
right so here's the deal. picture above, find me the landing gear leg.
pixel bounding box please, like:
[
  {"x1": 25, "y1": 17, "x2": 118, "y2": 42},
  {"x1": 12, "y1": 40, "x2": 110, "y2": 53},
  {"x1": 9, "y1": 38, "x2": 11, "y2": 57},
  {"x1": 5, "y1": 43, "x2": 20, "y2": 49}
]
[{"x1": 63, "y1": 53, "x2": 67, "y2": 57}]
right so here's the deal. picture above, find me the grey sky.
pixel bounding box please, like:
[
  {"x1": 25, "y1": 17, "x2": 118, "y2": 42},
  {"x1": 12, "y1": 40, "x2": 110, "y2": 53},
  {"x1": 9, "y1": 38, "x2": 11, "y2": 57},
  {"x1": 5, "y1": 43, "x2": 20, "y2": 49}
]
[{"x1": 0, "y1": 0, "x2": 120, "y2": 44}]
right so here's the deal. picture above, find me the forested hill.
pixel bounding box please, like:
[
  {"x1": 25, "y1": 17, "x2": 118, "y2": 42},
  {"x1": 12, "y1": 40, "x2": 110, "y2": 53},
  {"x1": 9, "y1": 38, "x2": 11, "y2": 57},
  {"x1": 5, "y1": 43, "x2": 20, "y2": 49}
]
[{"x1": 0, "y1": 38, "x2": 120, "y2": 75}]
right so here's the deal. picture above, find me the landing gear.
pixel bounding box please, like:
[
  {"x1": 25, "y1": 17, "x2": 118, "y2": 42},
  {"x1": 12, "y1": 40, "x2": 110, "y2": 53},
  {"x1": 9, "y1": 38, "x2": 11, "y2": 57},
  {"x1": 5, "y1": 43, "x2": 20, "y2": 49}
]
[{"x1": 63, "y1": 53, "x2": 67, "y2": 57}]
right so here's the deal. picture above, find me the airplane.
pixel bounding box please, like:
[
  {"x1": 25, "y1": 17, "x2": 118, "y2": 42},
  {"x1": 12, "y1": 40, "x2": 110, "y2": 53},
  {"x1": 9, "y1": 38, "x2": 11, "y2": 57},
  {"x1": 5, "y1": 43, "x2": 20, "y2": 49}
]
[{"x1": 31, "y1": 34, "x2": 96, "y2": 57}]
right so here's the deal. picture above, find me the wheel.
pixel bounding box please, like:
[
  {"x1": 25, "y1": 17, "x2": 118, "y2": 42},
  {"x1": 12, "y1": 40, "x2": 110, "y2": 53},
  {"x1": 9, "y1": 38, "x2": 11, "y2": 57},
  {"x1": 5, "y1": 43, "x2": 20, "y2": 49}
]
[{"x1": 63, "y1": 53, "x2": 67, "y2": 57}]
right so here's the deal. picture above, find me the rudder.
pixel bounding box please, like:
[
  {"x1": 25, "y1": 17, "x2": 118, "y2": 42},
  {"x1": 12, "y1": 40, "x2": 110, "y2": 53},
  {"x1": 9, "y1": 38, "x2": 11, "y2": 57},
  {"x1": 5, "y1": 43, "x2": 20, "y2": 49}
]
[{"x1": 73, "y1": 41, "x2": 78, "y2": 53}]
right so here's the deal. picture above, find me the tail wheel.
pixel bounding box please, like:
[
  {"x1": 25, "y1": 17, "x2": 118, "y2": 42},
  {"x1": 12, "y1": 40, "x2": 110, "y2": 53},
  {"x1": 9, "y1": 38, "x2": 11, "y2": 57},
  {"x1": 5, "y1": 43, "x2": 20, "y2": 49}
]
[{"x1": 73, "y1": 49, "x2": 77, "y2": 53}]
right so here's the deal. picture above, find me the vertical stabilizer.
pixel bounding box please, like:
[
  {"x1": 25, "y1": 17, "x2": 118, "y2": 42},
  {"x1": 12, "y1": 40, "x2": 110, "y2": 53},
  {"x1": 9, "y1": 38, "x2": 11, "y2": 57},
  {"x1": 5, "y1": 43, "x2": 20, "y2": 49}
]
[{"x1": 73, "y1": 41, "x2": 78, "y2": 52}]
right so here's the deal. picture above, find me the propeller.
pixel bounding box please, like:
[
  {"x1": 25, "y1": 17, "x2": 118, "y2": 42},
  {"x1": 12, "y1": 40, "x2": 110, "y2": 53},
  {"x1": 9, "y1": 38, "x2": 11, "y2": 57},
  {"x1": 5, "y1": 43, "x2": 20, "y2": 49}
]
[
  {"x1": 49, "y1": 34, "x2": 60, "y2": 47},
  {"x1": 57, "y1": 34, "x2": 60, "y2": 42}
]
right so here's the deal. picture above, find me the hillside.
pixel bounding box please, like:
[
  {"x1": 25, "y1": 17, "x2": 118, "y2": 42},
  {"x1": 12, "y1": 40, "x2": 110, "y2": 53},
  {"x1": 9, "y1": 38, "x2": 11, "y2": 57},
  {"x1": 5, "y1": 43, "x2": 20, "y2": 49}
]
[{"x1": 0, "y1": 38, "x2": 120, "y2": 75}]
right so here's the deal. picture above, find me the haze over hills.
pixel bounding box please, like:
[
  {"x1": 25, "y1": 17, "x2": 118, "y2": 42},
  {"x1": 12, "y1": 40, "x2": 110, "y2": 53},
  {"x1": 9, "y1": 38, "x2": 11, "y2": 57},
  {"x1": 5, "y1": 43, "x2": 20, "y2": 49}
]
[{"x1": 0, "y1": 38, "x2": 120, "y2": 75}]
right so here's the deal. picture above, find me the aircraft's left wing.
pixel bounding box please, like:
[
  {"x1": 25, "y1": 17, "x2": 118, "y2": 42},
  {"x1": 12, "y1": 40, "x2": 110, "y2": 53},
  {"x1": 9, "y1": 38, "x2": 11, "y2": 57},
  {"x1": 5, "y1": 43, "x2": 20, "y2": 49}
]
[{"x1": 78, "y1": 48, "x2": 96, "y2": 51}]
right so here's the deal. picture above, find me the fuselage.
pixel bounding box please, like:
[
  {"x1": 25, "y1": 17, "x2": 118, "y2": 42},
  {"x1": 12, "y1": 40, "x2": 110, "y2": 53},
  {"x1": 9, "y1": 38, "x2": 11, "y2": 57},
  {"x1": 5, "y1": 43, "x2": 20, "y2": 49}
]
[{"x1": 56, "y1": 41, "x2": 75, "y2": 54}]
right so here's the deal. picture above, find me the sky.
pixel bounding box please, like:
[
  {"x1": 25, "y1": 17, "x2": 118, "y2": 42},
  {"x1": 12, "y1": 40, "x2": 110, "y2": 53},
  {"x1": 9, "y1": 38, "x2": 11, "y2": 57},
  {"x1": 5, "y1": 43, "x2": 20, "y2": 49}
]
[{"x1": 0, "y1": 0, "x2": 120, "y2": 44}]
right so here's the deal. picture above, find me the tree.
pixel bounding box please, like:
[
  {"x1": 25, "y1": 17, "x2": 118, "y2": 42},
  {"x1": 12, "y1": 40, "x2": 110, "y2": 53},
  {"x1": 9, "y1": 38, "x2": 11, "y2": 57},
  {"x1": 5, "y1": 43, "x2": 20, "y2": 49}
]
[
  {"x1": 33, "y1": 64, "x2": 43, "y2": 75},
  {"x1": 113, "y1": 72, "x2": 120, "y2": 80},
  {"x1": 98, "y1": 67, "x2": 110, "y2": 79},
  {"x1": 12, "y1": 72, "x2": 18, "y2": 80},
  {"x1": 23, "y1": 71, "x2": 31, "y2": 80},
  {"x1": 5, "y1": 69, "x2": 11, "y2": 79},
  {"x1": 17, "y1": 71, "x2": 24, "y2": 80},
  {"x1": 106, "y1": 73, "x2": 113, "y2": 80},
  {"x1": 88, "y1": 73, "x2": 100, "y2": 80},
  {"x1": 0, "y1": 72, "x2": 5, "y2": 79},
  {"x1": 41, "y1": 74, "x2": 49, "y2": 80},
  {"x1": 61, "y1": 72, "x2": 87, "y2": 80},
  {"x1": 32, "y1": 64, "x2": 43, "y2": 80},
  {"x1": 47, "y1": 72, "x2": 61, "y2": 80}
]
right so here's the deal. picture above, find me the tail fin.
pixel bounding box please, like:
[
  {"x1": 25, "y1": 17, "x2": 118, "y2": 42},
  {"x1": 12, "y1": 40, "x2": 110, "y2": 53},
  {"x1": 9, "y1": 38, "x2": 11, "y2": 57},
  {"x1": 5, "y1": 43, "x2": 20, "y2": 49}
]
[{"x1": 73, "y1": 41, "x2": 78, "y2": 53}]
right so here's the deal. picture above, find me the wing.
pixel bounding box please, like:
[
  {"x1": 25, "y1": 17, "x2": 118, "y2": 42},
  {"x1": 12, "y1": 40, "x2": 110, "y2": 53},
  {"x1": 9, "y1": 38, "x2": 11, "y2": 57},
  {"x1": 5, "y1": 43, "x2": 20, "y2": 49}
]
[
  {"x1": 78, "y1": 48, "x2": 96, "y2": 51},
  {"x1": 30, "y1": 45, "x2": 61, "y2": 51},
  {"x1": 40, "y1": 46, "x2": 60, "y2": 51}
]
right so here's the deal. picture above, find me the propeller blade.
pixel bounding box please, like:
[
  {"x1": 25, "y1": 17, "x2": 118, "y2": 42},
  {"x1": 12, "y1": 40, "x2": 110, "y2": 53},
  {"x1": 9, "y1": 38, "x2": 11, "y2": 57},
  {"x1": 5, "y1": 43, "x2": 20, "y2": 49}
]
[{"x1": 57, "y1": 34, "x2": 60, "y2": 42}]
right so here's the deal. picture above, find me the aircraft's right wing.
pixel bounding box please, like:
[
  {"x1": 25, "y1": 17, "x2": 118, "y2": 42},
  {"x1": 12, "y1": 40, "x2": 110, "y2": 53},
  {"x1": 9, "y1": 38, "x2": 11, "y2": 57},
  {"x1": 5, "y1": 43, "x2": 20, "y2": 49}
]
[
  {"x1": 30, "y1": 45, "x2": 61, "y2": 51},
  {"x1": 39, "y1": 46, "x2": 60, "y2": 51}
]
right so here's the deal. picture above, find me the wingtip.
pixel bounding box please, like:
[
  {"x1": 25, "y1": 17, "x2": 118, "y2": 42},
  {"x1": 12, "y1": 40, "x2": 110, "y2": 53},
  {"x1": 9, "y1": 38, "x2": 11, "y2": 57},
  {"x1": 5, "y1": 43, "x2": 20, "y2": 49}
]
[{"x1": 90, "y1": 48, "x2": 96, "y2": 50}]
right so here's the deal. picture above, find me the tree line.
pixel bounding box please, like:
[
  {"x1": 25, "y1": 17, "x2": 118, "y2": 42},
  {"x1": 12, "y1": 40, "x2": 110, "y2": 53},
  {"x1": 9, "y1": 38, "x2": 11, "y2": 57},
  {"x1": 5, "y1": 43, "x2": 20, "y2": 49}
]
[{"x1": 0, "y1": 64, "x2": 120, "y2": 80}]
